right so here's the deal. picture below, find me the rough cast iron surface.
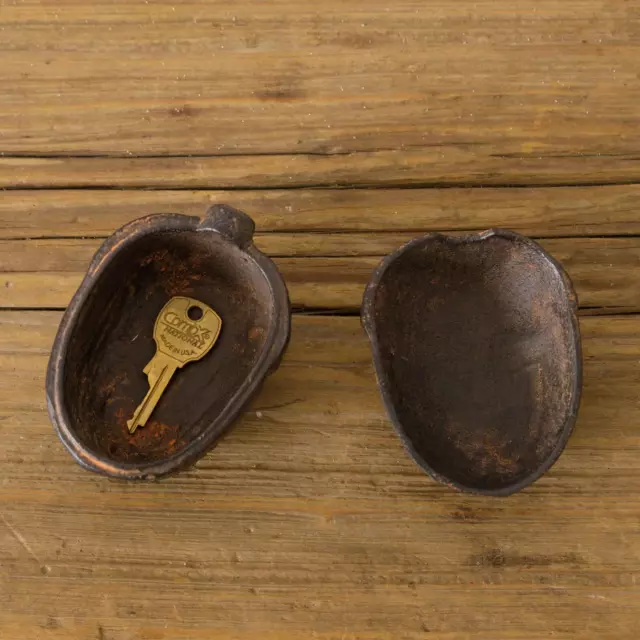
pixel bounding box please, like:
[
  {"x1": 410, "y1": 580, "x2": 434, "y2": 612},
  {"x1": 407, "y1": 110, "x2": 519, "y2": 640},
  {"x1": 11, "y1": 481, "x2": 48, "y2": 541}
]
[
  {"x1": 46, "y1": 205, "x2": 291, "y2": 479},
  {"x1": 362, "y1": 230, "x2": 582, "y2": 496}
]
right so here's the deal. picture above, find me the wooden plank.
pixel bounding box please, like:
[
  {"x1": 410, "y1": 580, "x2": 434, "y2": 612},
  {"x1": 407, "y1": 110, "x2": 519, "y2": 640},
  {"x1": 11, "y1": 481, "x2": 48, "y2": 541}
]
[
  {"x1": 0, "y1": 237, "x2": 637, "y2": 311},
  {"x1": 2, "y1": 186, "x2": 640, "y2": 238},
  {"x1": 2, "y1": 152, "x2": 640, "y2": 188},
  {"x1": 1, "y1": 312, "x2": 639, "y2": 639},
  {"x1": 0, "y1": 1, "x2": 639, "y2": 176}
]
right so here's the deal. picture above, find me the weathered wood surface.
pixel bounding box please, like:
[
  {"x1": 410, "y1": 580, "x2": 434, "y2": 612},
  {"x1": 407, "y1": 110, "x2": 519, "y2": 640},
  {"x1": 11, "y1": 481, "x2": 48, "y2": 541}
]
[
  {"x1": 1, "y1": 0, "x2": 640, "y2": 638},
  {"x1": 4, "y1": 152, "x2": 640, "y2": 188},
  {"x1": 0, "y1": 235, "x2": 639, "y2": 313},
  {"x1": 2, "y1": 0, "x2": 640, "y2": 188},
  {"x1": 1, "y1": 2, "x2": 639, "y2": 179},
  {"x1": 1, "y1": 186, "x2": 640, "y2": 238},
  {"x1": 1, "y1": 313, "x2": 639, "y2": 640}
]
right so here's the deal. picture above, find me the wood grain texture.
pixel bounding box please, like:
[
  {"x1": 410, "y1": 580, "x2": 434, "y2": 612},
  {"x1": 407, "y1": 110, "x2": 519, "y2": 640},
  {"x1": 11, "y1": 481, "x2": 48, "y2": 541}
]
[
  {"x1": 3, "y1": 152, "x2": 640, "y2": 188},
  {"x1": 0, "y1": 236, "x2": 638, "y2": 312},
  {"x1": 2, "y1": 0, "x2": 640, "y2": 637},
  {"x1": 1, "y1": 313, "x2": 639, "y2": 640},
  {"x1": 1, "y1": 1, "x2": 640, "y2": 185},
  {"x1": 1, "y1": 186, "x2": 640, "y2": 238},
  {"x1": 0, "y1": 1, "x2": 638, "y2": 157}
]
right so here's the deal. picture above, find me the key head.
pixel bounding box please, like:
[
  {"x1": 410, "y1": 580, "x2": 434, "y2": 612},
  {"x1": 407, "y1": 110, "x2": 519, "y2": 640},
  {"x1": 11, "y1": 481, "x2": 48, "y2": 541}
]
[{"x1": 153, "y1": 296, "x2": 222, "y2": 366}]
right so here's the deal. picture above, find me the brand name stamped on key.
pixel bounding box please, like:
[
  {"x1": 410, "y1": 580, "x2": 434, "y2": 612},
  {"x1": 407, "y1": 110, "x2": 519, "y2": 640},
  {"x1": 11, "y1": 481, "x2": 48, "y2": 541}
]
[
  {"x1": 161, "y1": 311, "x2": 212, "y2": 350},
  {"x1": 153, "y1": 298, "x2": 221, "y2": 364}
]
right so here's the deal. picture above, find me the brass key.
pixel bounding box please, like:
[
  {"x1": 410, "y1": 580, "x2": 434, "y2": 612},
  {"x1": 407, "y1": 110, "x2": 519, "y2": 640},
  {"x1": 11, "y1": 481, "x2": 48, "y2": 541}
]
[{"x1": 127, "y1": 296, "x2": 222, "y2": 434}]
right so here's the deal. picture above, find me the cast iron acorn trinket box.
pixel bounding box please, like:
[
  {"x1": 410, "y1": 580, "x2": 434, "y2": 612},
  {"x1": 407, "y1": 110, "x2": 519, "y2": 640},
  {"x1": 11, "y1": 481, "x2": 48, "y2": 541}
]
[
  {"x1": 46, "y1": 205, "x2": 291, "y2": 479},
  {"x1": 362, "y1": 230, "x2": 582, "y2": 496}
]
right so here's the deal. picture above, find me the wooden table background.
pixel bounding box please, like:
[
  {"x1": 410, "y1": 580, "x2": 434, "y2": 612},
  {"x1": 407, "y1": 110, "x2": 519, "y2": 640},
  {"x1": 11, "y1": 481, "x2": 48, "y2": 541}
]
[{"x1": 1, "y1": 2, "x2": 639, "y2": 638}]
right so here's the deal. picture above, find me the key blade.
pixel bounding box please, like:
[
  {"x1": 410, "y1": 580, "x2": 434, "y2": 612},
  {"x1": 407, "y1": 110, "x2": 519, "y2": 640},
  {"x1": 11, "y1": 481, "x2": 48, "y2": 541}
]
[{"x1": 127, "y1": 361, "x2": 175, "y2": 433}]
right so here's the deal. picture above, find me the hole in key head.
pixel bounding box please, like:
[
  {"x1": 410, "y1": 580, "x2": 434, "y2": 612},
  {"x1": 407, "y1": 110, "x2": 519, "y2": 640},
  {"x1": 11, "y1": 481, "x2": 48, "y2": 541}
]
[{"x1": 187, "y1": 305, "x2": 203, "y2": 321}]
